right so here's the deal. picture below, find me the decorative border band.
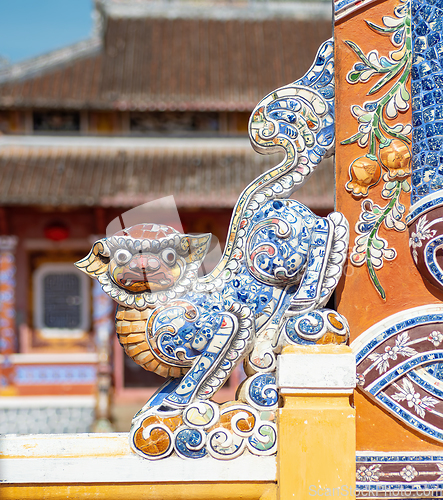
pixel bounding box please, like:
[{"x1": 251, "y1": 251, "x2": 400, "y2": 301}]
[
  {"x1": 334, "y1": 0, "x2": 386, "y2": 22},
  {"x1": 356, "y1": 453, "x2": 443, "y2": 494},
  {"x1": 352, "y1": 305, "x2": 443, "y2": 444},
  {"x1": 407, "y1": 193, "x2": 443, "y2": 225}
]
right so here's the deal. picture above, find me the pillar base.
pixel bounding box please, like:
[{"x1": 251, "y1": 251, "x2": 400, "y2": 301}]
[{"x1": 277, "y1": 345, "x2": 356, "y2": 500}]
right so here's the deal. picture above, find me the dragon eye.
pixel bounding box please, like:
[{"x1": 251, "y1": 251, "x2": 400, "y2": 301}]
[
  {"x1": 161, "y1": 249, "x2": 177, "y2": 266},
  {"x1": 114, "y1": 249, "x2": 132, "y2": 266}
]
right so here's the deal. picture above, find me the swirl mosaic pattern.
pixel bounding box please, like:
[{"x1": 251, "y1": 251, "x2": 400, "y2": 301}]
[
  {"x1": 130, "y1": 394, "x2": 278, "y2": 460},
  {"x1": 76, "y1": 40, "x2": 350, "y2": 460}
]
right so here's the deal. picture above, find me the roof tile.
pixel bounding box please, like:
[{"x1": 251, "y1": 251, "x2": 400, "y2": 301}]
[
  {"x1": 0, "y1": 144, "x2": 334, "y2": 209},
  {"x1": 0, "y1": 17, "x2": 331, "y2": 111}
]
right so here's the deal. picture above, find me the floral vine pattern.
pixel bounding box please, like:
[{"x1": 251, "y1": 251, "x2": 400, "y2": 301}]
[
  {"x1": 352, "y1": 305, "x2": 443, "y2": 443},
  {"x1": 367, "y1": 332, "x2": 417, "y2": 375},
  {"x1": 355, "y1": 454, "x2": 443, "y2": 493},
  {"x1": 361, "y1": 330, "x2": 443, "y2": 378},
  {"x1": 341, "y1": 0, "x2": 412, "y2": 299},
  {"x1": 409, "y1": 214, "x2": 437, "y2": 264},
  {"x1": 392, "y1": 378, "x2": 438, "y2": 418}
]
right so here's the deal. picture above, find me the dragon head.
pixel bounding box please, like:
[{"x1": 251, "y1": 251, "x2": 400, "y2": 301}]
[{"x1": 76, "y1": 223, "x2": 211, "y2": 309}]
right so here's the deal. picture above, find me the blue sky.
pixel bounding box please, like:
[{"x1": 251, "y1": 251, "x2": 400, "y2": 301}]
[{"x1": 0, "y1": 0, "x2": 94, "y2": 64}]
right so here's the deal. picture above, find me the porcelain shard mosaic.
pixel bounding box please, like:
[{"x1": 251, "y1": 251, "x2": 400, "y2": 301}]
[
  {"x1": 76, "y1": 40, "x2": 350, "y2": 459},
  {"x1": 406, "y1": 0, "x2": 443, "y2": 294},
  {"x1": 353, "y1": 305, "x2": 443, "y2": 442},
  {"x1": 341, "y1": 0, "x2": 412, "y2": 299},
  {"x1": 356, "y1": 452, "x2": 443, "y2": 494},
  {"x1": 131, "y1": 385, "x2": 278, "y2": 460},
  {"x1": 411, "y1": 0, "x2": 443, "y2": 203}
]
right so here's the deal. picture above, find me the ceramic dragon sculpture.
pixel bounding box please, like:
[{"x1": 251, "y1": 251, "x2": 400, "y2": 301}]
[{"x1": 76, "y1": 40, "x2": 350, "y2": 460}]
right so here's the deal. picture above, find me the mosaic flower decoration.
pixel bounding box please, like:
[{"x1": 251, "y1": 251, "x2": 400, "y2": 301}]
[
  {"x1": 356, "y1": 465, "x2": 381, "y2": 482},
  {"x1": 368, "y1": 332, "x2": 417, "y2": 374},
  {"x1": 409, "y1": 215, "x2": 437, "y2": 264},
  {"x1": 428, "y1": 331, "x2": 443, "y2": 347},
  {"x1": 400, "y1": 465, "x2": 418, "y2": 482},
  {"x1": 392, "y1": 378, "x2": 438, "y2": 418},
  {"x1": 342, "y1": 0, "x2": 412, "y2": 299},
  {"x1": 353, "y1": 304, "x2": 443, "y2": 444}
]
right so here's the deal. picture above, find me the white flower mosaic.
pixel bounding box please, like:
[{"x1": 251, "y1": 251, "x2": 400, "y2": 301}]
[
  {"x1": 355, "y1": 461, "x2": 443, "y2": 485},
  {"x1": 392, "y1": 378, "x2": 438, "y2": 419},
  {"x1": 428, "y1": 331, "x2": 443, "y2": 347},
  {"x1": 399, "y1": 465, "x2": 418, "y2": 482},
  {"x1": 356, "y1": 465, "x2": 381, "y2": 482},
  {"x1": 409, "y1": 215, "x2": 437, "y2": 264},
  {"x1": 368, "y1": 332, "x2": 417, "y2": 374}
]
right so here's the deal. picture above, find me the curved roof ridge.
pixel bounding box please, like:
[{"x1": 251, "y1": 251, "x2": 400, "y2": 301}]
[
  {"x1": 98, "y1": 0, "x2": 332, "y2": 21},
  {"x1": 0, "y1": 37, "x2": 102, "y2": 85}
]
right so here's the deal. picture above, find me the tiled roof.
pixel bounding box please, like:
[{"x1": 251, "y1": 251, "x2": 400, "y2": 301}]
[
  {"x1": 0, "y1": 53, "x2": 103, "y2": 110},
  {"x1": 0, "y1": 13, "x2": 332, "y2": 111},
  {"x1": 0, "y1": 137, "x2": 334, "y2": 209},
  {"x1": 0, "y1": 39, "x2": 101, "y2": 85}
]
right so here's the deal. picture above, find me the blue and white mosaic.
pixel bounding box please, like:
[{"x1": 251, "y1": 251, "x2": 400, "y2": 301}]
[
  {"x1": 352, "y1": 304, "x2": 443, "y2": 443},
  {"x1": 15, "y1": 365, "x2": 96, "y2": 385},
  {"x1": 411, "y1": 0, "x2": 443, "y2": 204},
  {"x1": 356, "y1": 452, "x2": 443, "y2": 493},
  {"x1": 77, "y1": 40, "x2": 349, "y2": 460},
  {"x1": 406, "y1": 0, "x2": 443, "y2": 291}
]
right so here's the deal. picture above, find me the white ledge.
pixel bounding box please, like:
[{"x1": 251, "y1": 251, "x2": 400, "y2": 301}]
[
  {"x1": 0, "y1": 433, "x2": 276, "y2": 484},
  {"x1": 0, "y1": 352, "x2": 98, "y2": 365},
  {"x1": 277, "y1": 352, "x2": 356, "y2": 394},
  {"x1": 0, "y1": 135, "x2": 251, "y2": 150}
]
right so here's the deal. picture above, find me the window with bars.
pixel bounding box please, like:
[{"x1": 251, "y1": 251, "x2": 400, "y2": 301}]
[{"x1": 33, "y1": 263, "x2": 90, "y2": 338}]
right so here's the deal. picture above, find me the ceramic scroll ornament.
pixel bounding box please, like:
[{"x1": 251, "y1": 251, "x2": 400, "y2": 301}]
[{"x1": 76, "y1": 40, "x2": 350, "y2": 460}]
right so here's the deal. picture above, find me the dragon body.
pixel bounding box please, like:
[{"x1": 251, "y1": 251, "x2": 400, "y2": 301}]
[{"x1": 76, "y1": 39, "x2": 349, "y2": 414}]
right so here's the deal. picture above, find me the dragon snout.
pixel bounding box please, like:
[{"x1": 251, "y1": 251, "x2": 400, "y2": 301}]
[{"x1": 129, "y1": 255, "x2": 161, "y2": 273}]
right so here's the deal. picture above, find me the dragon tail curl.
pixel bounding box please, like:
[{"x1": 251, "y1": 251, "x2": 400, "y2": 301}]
[{"x1": 205, "y1": 39, "x2": 335, "y2": 282}]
